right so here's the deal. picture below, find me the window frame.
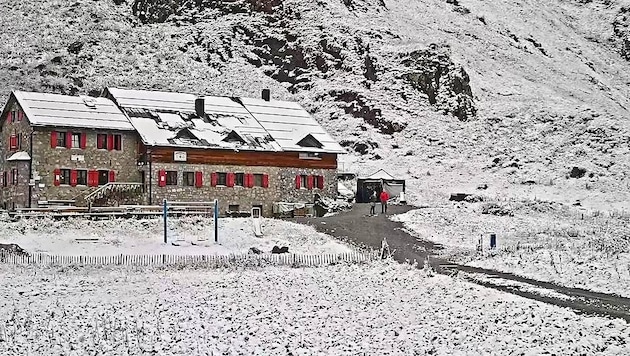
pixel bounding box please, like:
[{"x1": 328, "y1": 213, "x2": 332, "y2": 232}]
[
  {"x1": 300, "y1": 175, "x2": 308, "y2": 189},
  {"x1": 97, "y1": 134, "x2": 108, "y2": 150},
  {"x1": 166, "y1": 171, "x2": 178, "y2": 185},
  {"x1": 217, "y1": 172, "x2": 227, "y2": 186},
  {"x1": 59, "y1": 169, "x2": 71, "y2": 186},
  {"x1": 228, "y1": 204, "x2": 240, "y2": 212},
  {"x1": 76, "y1": 170, "x2": 88, "y2": 186},
  {"x1": 183, "y1": 171, "x2": 195, "y2": 186},
  {"x1": 97, "y1": 170, "x2": 110, "y2": 186},
  {"x1": 11, "y1": 169, "x2": 18, "y2": 186},
  {"x1": 56, "y1": 131, "x2": 67, "y2": 148},
  {"x1": 253, "y1": 173, "x2": 263, "y2": 187},
  {"x1": 71, "y1": 133, "x2": 81, "y2": 149},
  {"x1": 113, "y1": 134, "x2": 122, "y2": 151},
  {"x1": 235, "y1": 173, "x2": 244, "y2": 187}
]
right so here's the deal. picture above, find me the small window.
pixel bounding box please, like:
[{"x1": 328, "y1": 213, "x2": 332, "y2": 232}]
[
  {"x1": 71, "y1": 133, "x2": 81, "y2": 149},
  {"x1": 98, "y1": 170, "x2": 109, "y2": 185},
  {"x1": 166, "y1": 171, "x2": 178, "y2": 185},
  {"x1": 114, "y1": 134, "x2": 122, "y2": 150},
  {"x1": 183, "y1": 172, "x2": 195, "y2": 186},
  {"x1": 254, "y1": 174, "x2": 263, "y2": 187},
  {"x1": 300, "y1": 175, "x2": 307, "y2": 189},
  {"x1": 11, "y1": 169, "x2": 18, "y2": 185},
  {"x1": 2, "y1": 171, "x2": 7, "y2": 187},
  {"x1": 57, "y1": 132, "x2": 67, "y2": 148},
  {"x1": 97, "y1": 134, "x2": 108, "y2": 149},
  {"x1": 59, "y1": 169, "x2": 71, "y2": 185},
  {"x1": 77, "y1": 170, "x2": 88, "y2": 186},
  {"x1": 228, "y1": 204, "x2": 240, "y2": 212},
  {"x1": 17, "y1": 134, "x2": 21, "y2": 150},
  {"x1": 217, "y1": 172, "x2": 227, "y2": 186},
  {"x1": 235, "y1": 173, "x2": 244, "y2": 187}
]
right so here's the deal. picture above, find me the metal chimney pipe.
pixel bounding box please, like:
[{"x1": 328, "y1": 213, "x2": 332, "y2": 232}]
[
  {"x1": 262, "y1": 89, "x2": 270, "y2": 102},
  {"x1": 195, "y1": 97, "x2": 205, "y2": 117}
]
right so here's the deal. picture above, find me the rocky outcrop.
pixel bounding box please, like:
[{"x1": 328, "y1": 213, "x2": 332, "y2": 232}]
[
  {"x1": 130, "y1": 0, "x2": 282, "y2": 24},
  {"x1": 401, "y1": 45, "x2": 476, "y2": 121}
]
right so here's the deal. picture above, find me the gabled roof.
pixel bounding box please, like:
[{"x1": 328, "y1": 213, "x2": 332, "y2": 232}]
[
  {"x1": 239, "y1": 97, "x2": 345, "y2": 154},
  {"x1": 105, "y1": 87, "x2": 344, "y2": 153},
  {"x1": 9, "y1": 91, "x2": 134, "y2": 131},
  {"x1": 360, "y1": 169, "x2": 397, "y2": 180}
]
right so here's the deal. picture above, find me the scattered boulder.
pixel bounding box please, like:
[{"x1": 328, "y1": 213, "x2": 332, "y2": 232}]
[
  {"x1": 481, "y1": 203, "x2": 513, "y2": 216},
  {"x1": 569, "y1": 167, "x2": 586, "y2": 178},
  {"x1": 449, "y1": 193, "x2": 471, "y2": 202},
  {"x1": 477, "y1": 184, "x2": 488, "y2": 190},
  {"x1": 271, "y1": 246, "x2": 289, "y2": 254},
  {"x1": 67, "y1": 41, "x2": 84, "y2": 55},
  {"x1": 0, "y1": 243, "x2": 28, "y2": 256},
  {"x1": 249, "y1": 247, "x2": 263, "y2": 255}
]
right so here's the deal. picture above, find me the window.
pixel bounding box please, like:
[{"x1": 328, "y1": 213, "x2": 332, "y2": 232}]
[
  {"x1": 113, "y1": 134, "x2": 122, "y2": 151},
  {"x1": 217, "y1": 172, "x2": 227, "y2": 186},
  {"x1": 77, "y1": 170, "x2": 87, "y2": 186},
  {"x1": 235, "y1": 173, "x2": 244, "y2": 187},
  {"x1": 11, "y1": 169, "x2": 18, "y2": 185},
  {"x1": 183, "y1": 172, "x2": 195, "y2": 186},
  {"x1": 97, "y1": 134, "x2": 108, "y2": 149},
  {"x1": 71, "y1": 133, "x2": 81, "y2": 149},
  {"x1": 2, "y1": 171, "x2": 6, "y2": 187},
  {"x1": 166, "y1": 171, "x2": 178, "y2": 185},
  {"x1": 254, "y1": 174, "x2": 263, "y2": 187},
  {"x1": 56, "y1": 132, "x2": 66, "y2": 148},
  {"x1": 228, "y1": 204, "x2": 240, "y2": 212},
  {"x1": 98, "y1": 170, "x2": 109, "y2": 186},
  {"x1": 300, "y1": 175, "x2": 307, "y2": 189},
  {"x1": 59, "y1": 169, "x2": 71, "y2": 185}
]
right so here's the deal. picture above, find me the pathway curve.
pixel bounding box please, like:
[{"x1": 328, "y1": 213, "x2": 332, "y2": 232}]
[{"x1": 295, "y1": 203, "x2": 630, "y2": 322}]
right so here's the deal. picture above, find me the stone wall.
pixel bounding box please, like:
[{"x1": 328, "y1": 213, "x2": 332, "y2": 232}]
[
  {"x1": 30, "y1": 129, "x2": 140, "y2": 206},
  {"x1": 144, "y1": 162, "x2": 338, "y2": 217},
  {"x1": 0, "y1": 101, "x2": 32, "y2": 209}
]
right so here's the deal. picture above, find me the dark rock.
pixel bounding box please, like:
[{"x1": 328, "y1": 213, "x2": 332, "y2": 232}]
[
  {"x1": 0, "y1": 243, "x2": 28, "y2": 256},
  {"x1": 477, "y1": 184, "x2": 488, "y2": 190},
  {"x1": 329, "y1": 89, "x2": 406, "y2": 134},
  {"x1": 569, "y1": 167, "x2": 586, "y2": 178},
  {"x1": 449, "y1": 193, "x2": 471, "y2": 202},
  {"x1": 68, "y1": 41, "x2": 84, "y2": 54},
  {"x1": 249, "y1": 247, "x2": 263, "y2": 254},
  {"x1": 481, "y1": 203, "x2": 513, "y2": 216},
  {"x1": 272, "y1": 246, "x2": 289, "y2": 254}
]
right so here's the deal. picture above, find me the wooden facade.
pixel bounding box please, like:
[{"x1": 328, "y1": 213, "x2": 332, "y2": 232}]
[{"x1": 142, "y1": 146, "x2": 337, "y2": 169}]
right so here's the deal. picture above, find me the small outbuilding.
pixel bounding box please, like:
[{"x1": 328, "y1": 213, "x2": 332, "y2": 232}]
[{"x1": 356, "y1": 169, "x2": 406, "y2": 203}]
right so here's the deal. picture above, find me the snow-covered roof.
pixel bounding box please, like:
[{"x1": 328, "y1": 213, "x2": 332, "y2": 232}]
[
  {"x1": 7, "y1": 151, "x2": 31, "y2": 161},
  {"x1": 239, "y1": 97, "x2": 346, "y2": 154},
  {"x1": 105, "y1": 88, "x2": 340, "y2": 153},
  {"x1": 11, "y1": 91, "x2": 134, "y2": 131},
  {"x1": 360, "y1": 169, "x2": 397, "y2": 180}
]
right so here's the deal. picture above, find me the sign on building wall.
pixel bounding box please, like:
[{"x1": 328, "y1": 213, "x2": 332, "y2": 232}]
[{"x1": 174, "y1": 151, "x2": 187, "y2": 162}]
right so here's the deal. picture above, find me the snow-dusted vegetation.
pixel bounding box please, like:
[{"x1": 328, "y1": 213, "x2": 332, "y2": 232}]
[
  {"x1": 0, "y1": 216, "x2": 352, "y2": 255},
  {"x1": 0, "y1": 261, "x2": 628, "y2": 355}
]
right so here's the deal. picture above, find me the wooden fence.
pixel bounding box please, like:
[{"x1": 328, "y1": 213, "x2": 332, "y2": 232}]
[{"x1": 0, "y1": 251, "x2": 380, "y2": 268}]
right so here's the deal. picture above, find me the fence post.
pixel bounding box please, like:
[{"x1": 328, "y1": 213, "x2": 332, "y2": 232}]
[
  {"x1": 214, "y1": 199, "x2": 219, "y2": 243},
  {"x1": 163, "y1": 199, "x2": 168, "y2": 244}
]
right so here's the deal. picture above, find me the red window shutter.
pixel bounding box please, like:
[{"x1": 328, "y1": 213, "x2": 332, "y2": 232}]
[
  {"x1": 65, "y1": 131, "x2": 72, "y2": 149},
  {"x1": 317, "y1": 175, "x2": 324, "y2": 189},
  {"x1": 80, "y1": 133, "x2": 87, "y2": 149},
  {"x1": 262, "y1": 174, "x2": 269, "y2": 188},
  {"x1": 195, "y1": 171, "x2": 203, "y2": 188},
  {"x1": 248, "y1": 173, "x2": 256, "y2": 188},
  {"x1": 51, "y1": 131, "x2": 57, "y2": 148},
  {"x1": 210, "y1": 172, "x2": 218, "y2": 187},
  {"x1": 107, "y1": 134, "x2": 114, "y2": 151},
  {"x1": 226, "y1": 172, "x2": 235, "y2": 187},
  {"x1": 9, "y1": 135, "x2": 16, "y2": 150},
  {"x1": 70, "y1": 170, "x2": 78, "y2": 187},
  {"x1": 53, "y1": 169, "x2": 61, "y2": 186},
  {"x1": 90, "y1": 170, "x2": 99, "y2": 187},
  {"x1": 295, "y1": 175, "x2": 301, "y2": 189},
  {"x1": 307, "y1": 175, "x2": 314, "y2": 190},
  {"x1": 109, "y1": 170, "x2": 116, "y2": 183},
  {"x1": 158, "y1": 170, "x2": 166, "y2": 187},
  {"x1": 17, "y1": 111, "x2": 23, "y2": 121}
]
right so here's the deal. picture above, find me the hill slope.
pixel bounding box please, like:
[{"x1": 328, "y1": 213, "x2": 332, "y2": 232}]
[{"x1": 2, "y1": 0, "x2": 630, "y2": 207}]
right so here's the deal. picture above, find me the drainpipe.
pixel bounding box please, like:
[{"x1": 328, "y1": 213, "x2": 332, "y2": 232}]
[
  {"x1": 148, "y1": 149, "x2": 153, "y2": 205},
  {"x1": 27, "y1": 130, "x2": 33, "y2": 208}
]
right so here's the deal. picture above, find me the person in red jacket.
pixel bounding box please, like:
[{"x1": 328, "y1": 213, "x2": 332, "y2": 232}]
[{"x1": 379, "y1": 190, "x2": 390, "y2": 214}]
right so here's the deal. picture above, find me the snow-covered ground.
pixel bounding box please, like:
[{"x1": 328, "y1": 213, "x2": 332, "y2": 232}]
[
  {"x1": 392, "y1": 199, "x2": 630, "y2": 297},
  {"x1": 0, "y1": 261, "x2": 627, "y2": 355},
  {"x1": 0, "y1": 216, "x2": 352, "y2": 256}
]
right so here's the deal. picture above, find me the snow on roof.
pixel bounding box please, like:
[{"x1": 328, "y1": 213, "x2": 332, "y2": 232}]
[
  {"x1": 239, "y1": 97, "x2": 346, "y2": 154},
  {"x1": 7, "y1": 151, "x2": 31, "y2": 161},
  {"x1": 107, "y1": 88, "x2": 345, "y2": 152},
  {"x1": 12, "y1": 91, "x2": 134, "y2": 131},
  {"x1": 360, "y1": 169, "x2": 397, "y2": 180}
]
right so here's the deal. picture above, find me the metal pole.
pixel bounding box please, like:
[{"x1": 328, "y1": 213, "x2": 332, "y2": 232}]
[
  {"x1": 163, "y1": 199, "x2": 167, "y2": 243},
  {"x1": 214, "y1": 199, "x2": 218, "y2": 243}
]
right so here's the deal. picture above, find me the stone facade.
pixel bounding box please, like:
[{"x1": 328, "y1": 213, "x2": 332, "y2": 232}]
[
  {"x1": 0, "y1": 101, "x2": 33, "y2": 209},
  {"x1": 144, "y1": 162, "x2": 337, "y2": 216}
]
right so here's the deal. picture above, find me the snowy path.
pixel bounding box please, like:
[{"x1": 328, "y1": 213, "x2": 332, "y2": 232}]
[{"x1": 295, "y1": 204, "x2": 630, "y2": 322}]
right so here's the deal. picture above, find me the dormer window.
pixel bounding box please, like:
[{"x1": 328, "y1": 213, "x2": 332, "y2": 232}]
[{"x1": 296, "y1": 134, "x2": 323, "y2": 148}]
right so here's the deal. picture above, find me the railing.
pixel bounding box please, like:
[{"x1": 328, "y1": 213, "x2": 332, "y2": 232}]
[
  {"x1": 84, "y1": 182, "x2": 144, "y2": 205},
  {"x1": 0, "y1": 251, "x2": 380, "y2": 268}
]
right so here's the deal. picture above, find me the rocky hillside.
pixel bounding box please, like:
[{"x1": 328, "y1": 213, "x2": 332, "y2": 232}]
[{"x1": 2, "y1": 0, "x2": 630, "y2": 206}]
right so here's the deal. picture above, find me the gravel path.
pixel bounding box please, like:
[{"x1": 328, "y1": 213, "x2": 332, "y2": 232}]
[{"x1": 296, "y1": 203, "x2": 630, "y2": 322}]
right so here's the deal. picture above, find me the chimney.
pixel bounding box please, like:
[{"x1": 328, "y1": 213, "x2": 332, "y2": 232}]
[
  {"x1": 195, "y1": 97, "x2": 205, "y2": 117},
  {"x1": 262, "y1": 89, "x2": 270, "y2": 102}
]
